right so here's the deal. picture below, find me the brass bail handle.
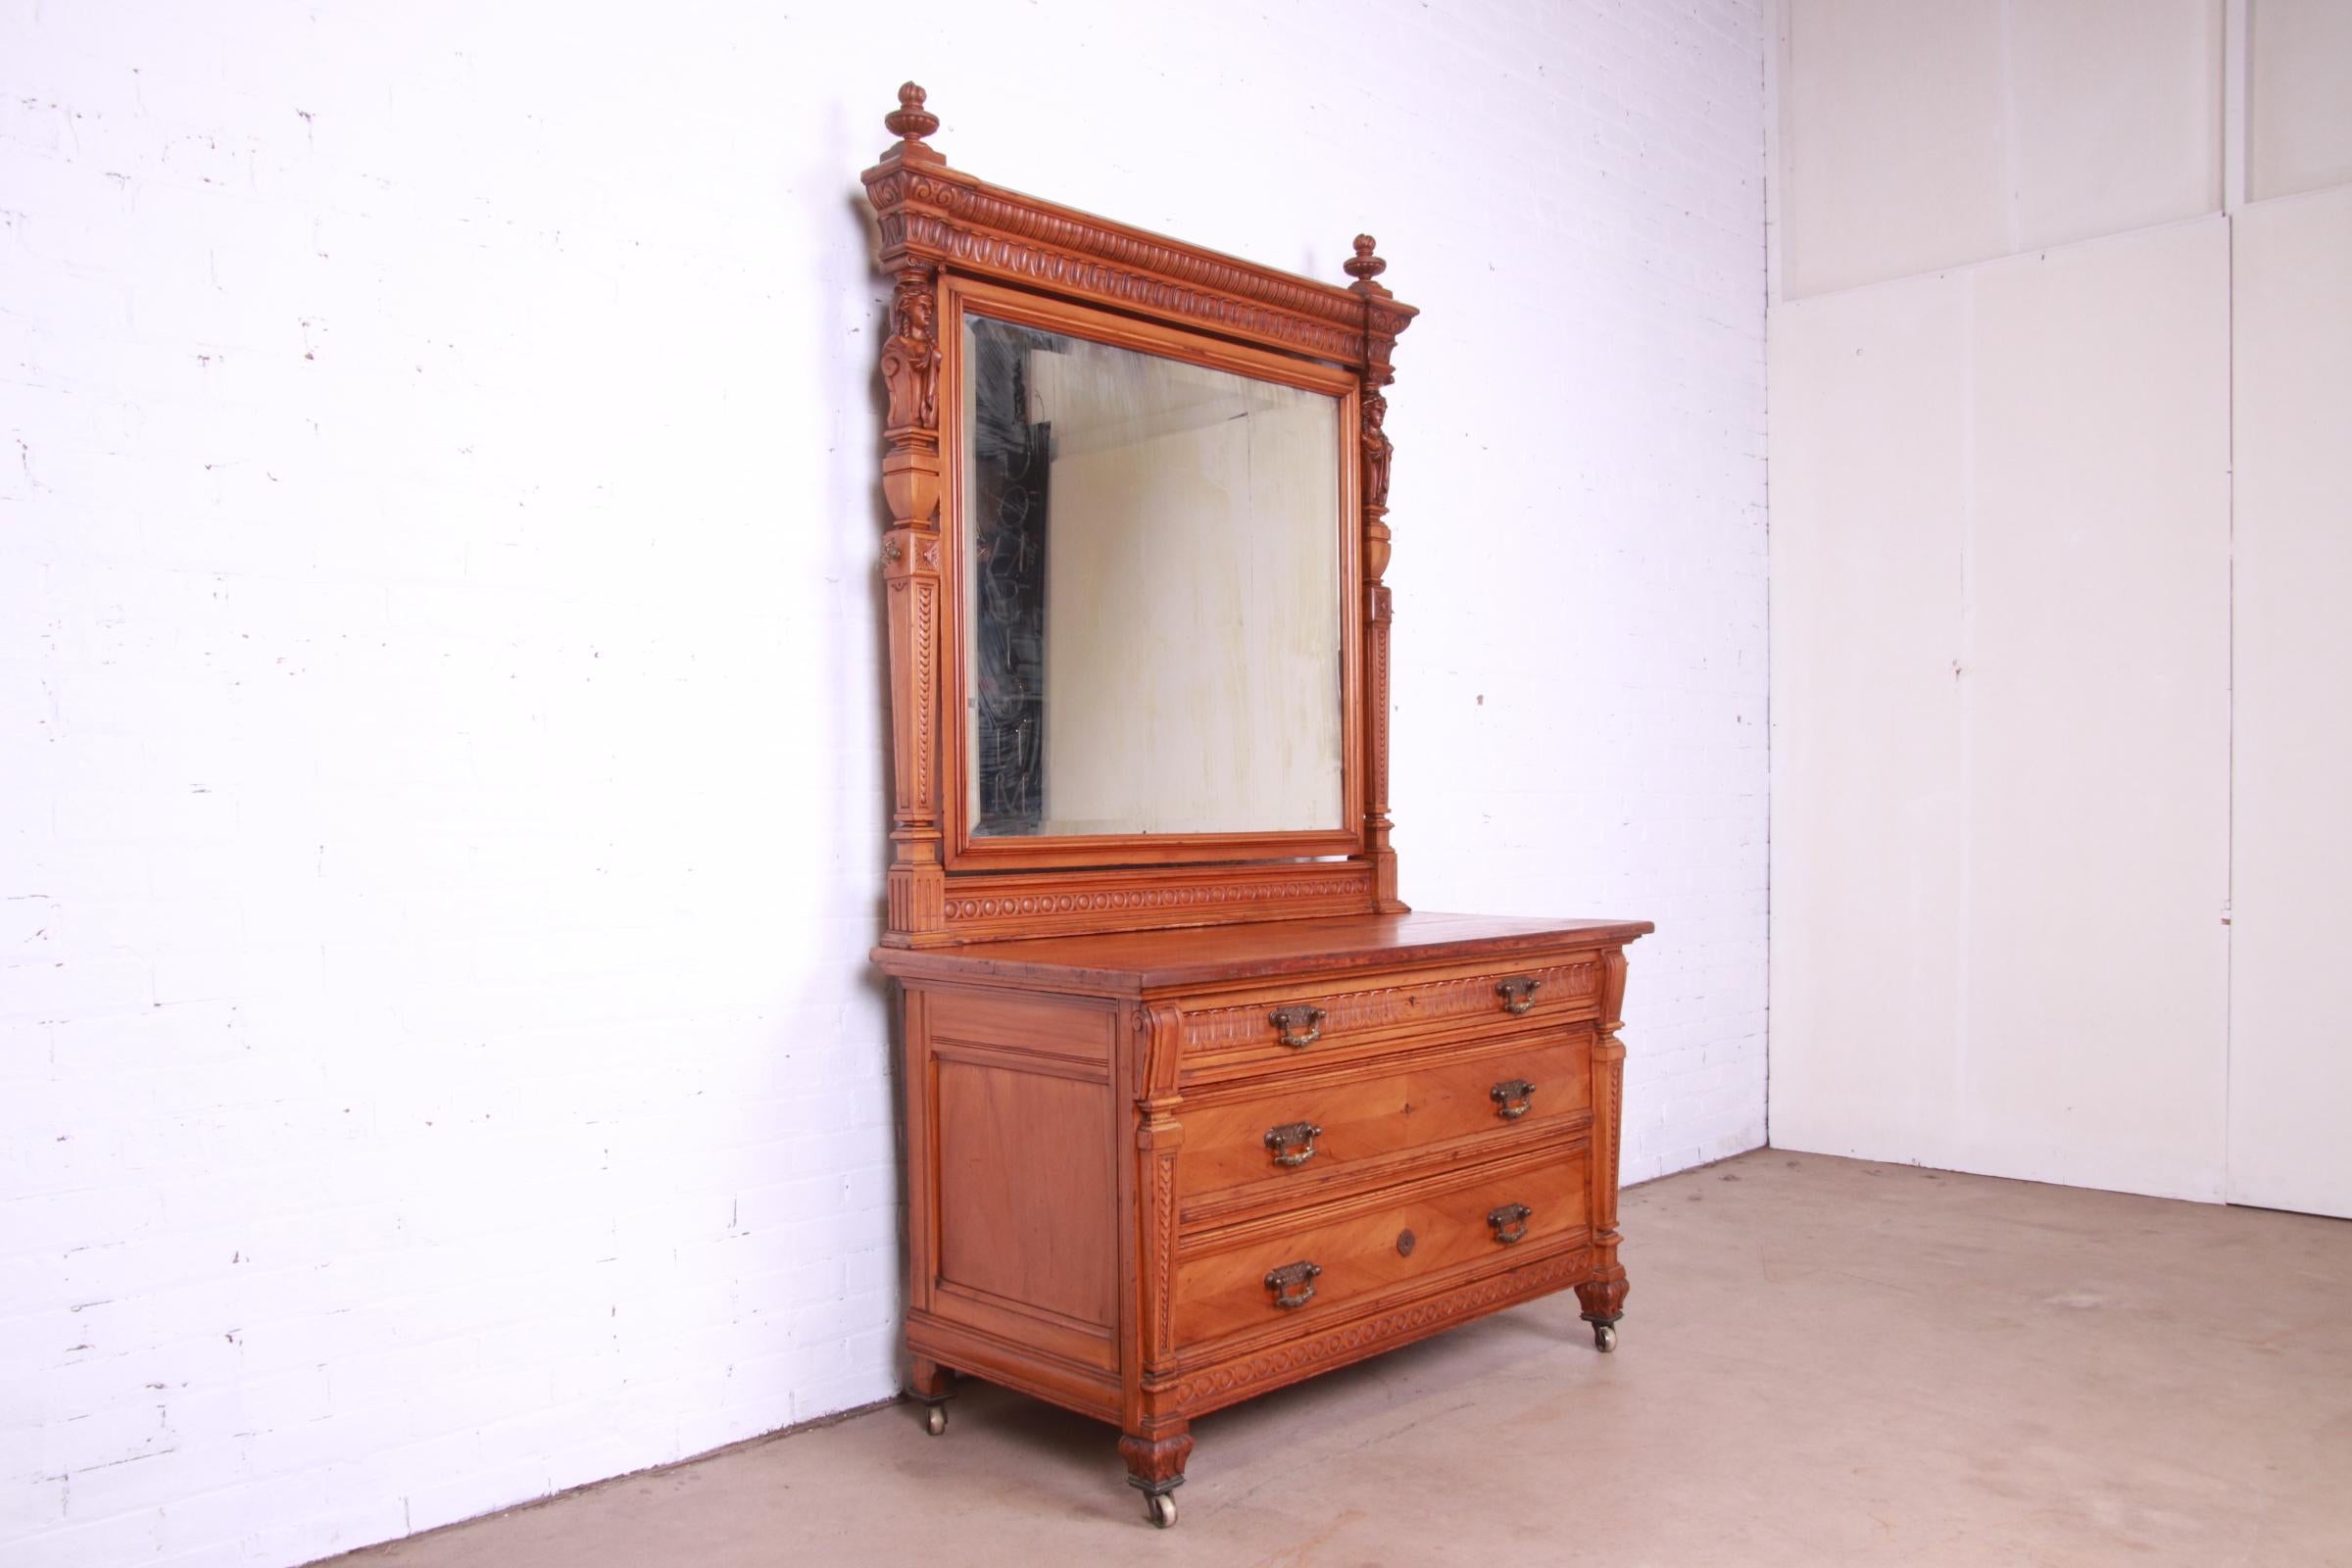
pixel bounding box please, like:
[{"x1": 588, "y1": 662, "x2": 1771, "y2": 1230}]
[
  {"x1": 1488, "y1": 1202, "x2": 1533, "y2": 1246},
  {"x1": 1265, "y1": 1259, "x2": 1322, "y2": 1309},
  {"x1": 1264, "y1": 1121, "x2": 1323, "y2": 1168},
  {"x1": 1495, "y1": 976, "x2": 1541, "y2": 1015},
  {"x1": 1491, "y1": 1079, "x2": 1537, "y2": 1120},
  {"x1": 1269, "y1": 1004, "x2": 1326, "y2": 1050}
]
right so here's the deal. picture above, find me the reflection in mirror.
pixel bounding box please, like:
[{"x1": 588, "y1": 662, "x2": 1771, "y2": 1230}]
[{"x1": 962, "y1": 313, "x2": 1346, "y2": 841}]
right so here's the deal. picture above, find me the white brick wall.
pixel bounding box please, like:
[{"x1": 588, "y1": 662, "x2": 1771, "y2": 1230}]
[{"x1": 0, "y1": 2, "x2": 1767, "y2": 1563}]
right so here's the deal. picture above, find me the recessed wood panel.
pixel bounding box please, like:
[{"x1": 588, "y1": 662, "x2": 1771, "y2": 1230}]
[{"x1": 934, "y1": 1057, "x2": 1116, "y2": 1328}]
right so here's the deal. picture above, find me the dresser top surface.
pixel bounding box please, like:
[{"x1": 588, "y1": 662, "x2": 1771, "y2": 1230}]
[{"x1": 872, "y1": 910, "x2": 1652, "y2": 992}]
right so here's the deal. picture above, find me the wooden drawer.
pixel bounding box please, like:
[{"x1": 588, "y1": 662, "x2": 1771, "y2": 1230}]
[
  {"x1": 1176, "y1": 1029, "x2": 1592, "y2": 1211},
  {"x1": 1171, "y1": 1141, "x2": 1590, "y2": 1348},
  {"x1": 1177, "y1": 956, "x2": 1603, "y2": 1079}
]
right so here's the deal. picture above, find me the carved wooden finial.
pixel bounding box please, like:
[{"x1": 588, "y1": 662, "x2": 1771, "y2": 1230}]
[
  {"x1": 1344, "y1": 234, "x2": 1387, "y2": 285},
  {"x1": 886, "y1": 81, "x2": 940, "y2": 146}
]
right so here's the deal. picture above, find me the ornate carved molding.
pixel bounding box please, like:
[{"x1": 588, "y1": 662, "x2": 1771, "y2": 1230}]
[
  {"x1": 864, "y1": 97, "x2": 1413, "y2": 369},
  {"x1": 899, "y1": 212, "x2": 1368, "y2": 362},
  {"x1": 1151, "y1": 1149, "x2": 1177, "y2": 1358},
  {"x1": 941, "y1": 863, "x2": 1377, "y2": 940},
  {"x1": 909, "y1": 576, "x2": 937, "y2": 802}
]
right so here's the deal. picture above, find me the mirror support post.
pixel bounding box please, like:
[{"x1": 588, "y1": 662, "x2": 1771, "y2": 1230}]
[
  {"x1": 871, "y1": 86, "x2": 954, "y2": 946},
  {"x1": 1348, "y1": 236, "x2": 1412, "y2": 914}
]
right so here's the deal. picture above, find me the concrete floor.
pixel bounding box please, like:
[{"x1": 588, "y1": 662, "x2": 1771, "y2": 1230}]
[{"x1": 327, "y1": 1151, "x2": 2352, "y2": 1567}]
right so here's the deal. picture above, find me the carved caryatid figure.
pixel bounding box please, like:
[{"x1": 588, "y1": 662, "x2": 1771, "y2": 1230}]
[
  {"x1": 881, "y1": 278, "x2": 942, "y2": 432},
  {"x1": 1361, "y1": 390, "x2": 1393, "y2": 513}
]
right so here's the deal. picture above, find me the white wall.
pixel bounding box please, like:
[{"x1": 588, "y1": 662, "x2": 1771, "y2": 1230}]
[
  {"x1": 2226, "y1": 182, "x2": 2352, "y2": 1219},
  {"x1": 1770, "y1": 220, "x2": 2232, "y2": 1199},
  {"x1": 0, "y1": 3, "x2": 1771, "y2": 1565},
  {"x1": 1768, "y1": 0, "x2": 2352, "y2": 1210},
  {"x1": 1777, "y1": 0, "x2": 2221, "y2": 300}
]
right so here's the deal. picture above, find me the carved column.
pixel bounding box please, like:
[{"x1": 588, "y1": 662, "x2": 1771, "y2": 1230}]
[
  {"x1": 1125, "y1": 1002, "x2": 1191, "y2": 1522},
  {"x1": 1577, "y1": 947, "x2": 1632, "y2": 1329},
  {"x1": 867, "y1": 86, "x2": 954, "y2": 946},
  {"x1": 1346, "y1": 236, "x2": 1415, "y2": 914},
  {"x1": 1132, "y1": 1004, "x2": 1187, "y2": 1378}
]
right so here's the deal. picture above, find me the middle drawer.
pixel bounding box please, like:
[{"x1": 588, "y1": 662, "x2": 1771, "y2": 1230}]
[{"x1": 1175, "y1": 1028, "x2": 1592, "y2": 1210}]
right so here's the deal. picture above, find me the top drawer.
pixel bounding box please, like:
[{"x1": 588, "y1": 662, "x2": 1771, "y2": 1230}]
[{"x1": 1178, "y1": 956, "x2": 1603, "y2": 1078}]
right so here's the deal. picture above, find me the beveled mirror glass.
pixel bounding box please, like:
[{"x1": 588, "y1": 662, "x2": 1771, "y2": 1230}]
[{"x1": 959, "y1": 310, "x2": 1347, "y2": 841}]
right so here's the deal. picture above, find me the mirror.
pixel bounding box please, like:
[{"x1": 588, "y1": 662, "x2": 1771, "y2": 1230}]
[{"x1": 960, "y1": 311, "x2": 1348, "y2": 841}]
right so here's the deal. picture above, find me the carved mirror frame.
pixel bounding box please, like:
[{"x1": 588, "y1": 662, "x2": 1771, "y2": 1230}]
[
  {"x1": 939, "y1": 274, "x2": 1368, "y2": 870},
  {"x1": 863, "y1": 83, "x2": 1415, "y2": 949}
]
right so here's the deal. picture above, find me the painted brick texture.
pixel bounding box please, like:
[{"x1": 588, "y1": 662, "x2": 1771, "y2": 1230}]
[{"x1": 0, "y1": 2, "x2": 1766, "y2": 1563}]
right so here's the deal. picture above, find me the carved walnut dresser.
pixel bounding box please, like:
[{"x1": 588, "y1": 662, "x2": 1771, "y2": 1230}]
[{"x1": 860, "y1": 82, "x2": 1651, "y2": 1527}]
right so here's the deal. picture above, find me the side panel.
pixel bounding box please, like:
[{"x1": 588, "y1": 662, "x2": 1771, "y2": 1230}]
[{"x1": 908, "y1": 985, "x2": 1122, "y2": 1383}]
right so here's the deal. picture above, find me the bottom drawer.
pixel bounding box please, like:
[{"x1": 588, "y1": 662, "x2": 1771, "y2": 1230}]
[{"x1": 1172, "y1": 1142, "x2": 1590, "y2": 1348}]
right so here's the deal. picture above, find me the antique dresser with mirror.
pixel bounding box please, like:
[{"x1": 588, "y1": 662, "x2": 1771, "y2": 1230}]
[{"x1": 861, "y1": 82, "x2": 1650, "y2": 1527}]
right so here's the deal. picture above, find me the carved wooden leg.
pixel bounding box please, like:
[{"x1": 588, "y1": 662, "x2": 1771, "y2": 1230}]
[
  {"x1": 910, "y1": 1355, "x2": 953, "y2": 1435},
  {"x1": 1118, "y1": 1421, "x2": 1193, "y2": 1528},
  {"x1": 1576, "y1": 1272, "x2": 1629, "y2": 1352}
]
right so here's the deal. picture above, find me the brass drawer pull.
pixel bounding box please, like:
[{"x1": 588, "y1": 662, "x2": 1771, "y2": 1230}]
[
  {"x1": 1495, "y1": 976, "x2": 1541, "y2": 1015},
  {"x1": 1488, "y1": 1202, "x2": 1534, "y2": 1246},
  {"x1": 1268, "y1": 1004, "x2": 1327, "y2": 1050},
  {"x1": 1491, "y1": 1078, "x2": 1537, "y2": 1120},
  {"x1": 1263, "y1": 1120, "x2": 1323, "y2": 1168},
  {"x1": 1265, "y1": 1259, "x2": 1322, "y2": 1310}
]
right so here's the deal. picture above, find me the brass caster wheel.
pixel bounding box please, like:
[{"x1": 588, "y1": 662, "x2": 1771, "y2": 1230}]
[
  {"x1": 1593, "y1": 1322, "x2": 1618, "y2": 1353},
  {"x1": 923, "y1": 1403, "x2": 948, "y2": 1437},
  {"x1": 1146, "y1": 1492, "x2": 1178, "y2": 1529}
]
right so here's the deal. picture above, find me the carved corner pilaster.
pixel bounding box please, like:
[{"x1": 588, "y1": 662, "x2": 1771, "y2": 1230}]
[
  {"x1": 1137, "y1": 1001, "x2": 1186, "y2": 1102},
  {"x1": 1135, "y1": 1004, "x2": 1187, "y2": 1371},
  {"x1": 879, "y1": 445, "x2": 947, "y2": 945},
  {"x1": 1590, "y1": 946, "x2": 1632, "y2": 1253},
  {"x1": 1581, "y1": 1016, "x2": 1631, "y2": 1332},
  {"x1": 1592, "y1": 1028, "x2": 1627, "y2": 1242},
  {"x1": 1139, "y1": 1122, "x2": 1182, "y2": 1370},
  {"x1": 1365, "y1": 580, "x2": 1402, "y2": 912}
]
